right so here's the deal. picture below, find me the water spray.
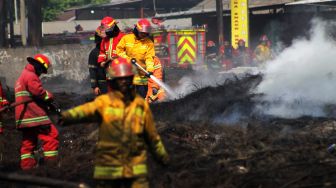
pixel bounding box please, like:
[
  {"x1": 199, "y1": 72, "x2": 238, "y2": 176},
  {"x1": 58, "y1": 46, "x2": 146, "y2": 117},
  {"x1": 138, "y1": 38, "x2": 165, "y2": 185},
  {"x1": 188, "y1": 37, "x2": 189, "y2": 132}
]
[{"x1": 131, "y1": 59, "x2": 177, "y2": 99}]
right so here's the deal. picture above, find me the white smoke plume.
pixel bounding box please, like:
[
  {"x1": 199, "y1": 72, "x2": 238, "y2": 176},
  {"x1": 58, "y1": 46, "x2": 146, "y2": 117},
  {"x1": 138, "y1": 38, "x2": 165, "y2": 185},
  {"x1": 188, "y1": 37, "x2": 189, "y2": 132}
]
[{"x1": 254, "y1": 19, "x2": 336, "y2": 118}]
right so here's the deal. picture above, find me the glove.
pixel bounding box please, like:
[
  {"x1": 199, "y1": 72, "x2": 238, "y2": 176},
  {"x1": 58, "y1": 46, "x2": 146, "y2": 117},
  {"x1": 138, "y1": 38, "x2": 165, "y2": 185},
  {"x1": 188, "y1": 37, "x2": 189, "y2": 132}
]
[
  {"x1": 1, "y1": 100, "x2": 9, "y2": 107},
  {"x1": 152, "y1": 87, "x2": 158, "y2": 95},
  {"x1": 0, "y1": 127, "x2": 3, "y2": 134}
]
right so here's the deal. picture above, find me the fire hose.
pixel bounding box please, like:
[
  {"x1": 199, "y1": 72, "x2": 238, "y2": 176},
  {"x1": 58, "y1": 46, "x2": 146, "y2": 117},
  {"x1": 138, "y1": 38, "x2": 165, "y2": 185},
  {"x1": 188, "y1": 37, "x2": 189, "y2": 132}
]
[
  {"x1": 0, "y1": 172, "x2": 89, "y2": 188},
  {"x1": 130, "y1": 58, "x2": 177, "y2": 98},
  {"x1": 0, "y1": 98, "x2": 33, "y2": 113}
]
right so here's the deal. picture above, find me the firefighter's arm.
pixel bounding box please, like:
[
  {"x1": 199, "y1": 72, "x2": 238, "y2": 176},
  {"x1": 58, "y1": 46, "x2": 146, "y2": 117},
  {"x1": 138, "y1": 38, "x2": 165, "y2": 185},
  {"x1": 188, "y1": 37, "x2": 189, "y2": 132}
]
[
  {"x1": 0, "y1": 83, "x2": 8, "y2": 106},
  {"x1": 144, "y1": 42, "x2": 155, "y2": 73},
  {"x1": 150, "y1": 57, "x2": 163, "y2": 90},
  {"x1": 116, "y1": 37, "x2": 131, "y2": 61},
  {"x1": 88, "y1": 50, "x2": 99, "y2": 89},
  {"x1": 97, "y1": 41, "x2": 107, "y2": 64},
  {"x1": 61, "y1": 97, "x2": 103, "y2": 125},
  {"x1": 143, "y1": 103, "x2": 169, "y2": 164},
  {"x1": 27, "y1": 76, "x2": 53, "y2": 102}
]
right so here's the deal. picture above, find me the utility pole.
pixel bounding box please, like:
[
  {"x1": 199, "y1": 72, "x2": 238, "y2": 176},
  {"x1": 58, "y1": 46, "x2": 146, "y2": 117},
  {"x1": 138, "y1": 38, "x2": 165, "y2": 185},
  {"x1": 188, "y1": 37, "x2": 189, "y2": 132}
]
[
  {"x1": 20, "y1": 0, "x2": 27, "y2": 46},
  {"x1": 0, "y1": 0, "x2": 7, "y2": 47},
  {"x1": 216, "y1": 0, "x2": 224, "y2": 60},
  {"x1": 140, "y1": 0, "x2": 144, "y2": 18},
  {"x1": 8, "y1": 0, "x2": 15, "y2": 47}
]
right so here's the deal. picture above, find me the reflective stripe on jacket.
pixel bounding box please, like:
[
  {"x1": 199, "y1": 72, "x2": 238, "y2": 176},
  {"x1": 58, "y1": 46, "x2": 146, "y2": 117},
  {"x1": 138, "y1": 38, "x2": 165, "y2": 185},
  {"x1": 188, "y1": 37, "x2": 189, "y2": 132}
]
[
  {"x1": 116, "y1": 33, "x2": 155, "y2": 85},
  {"x1": 146, "y1": 56, "x2": 165, "y2": 103},
  {"x1": 98, "y1": 32, "x2": 124, "y2": 64},
  {"x1": 0, "y1": 81, "x2": 8, "y2": 107},
  {"x1": 15, "y1": 64, "x2": 53, "y2": 128},
  {"x1": 62, "y1": 91, "x2": 169, "y2": 179}
]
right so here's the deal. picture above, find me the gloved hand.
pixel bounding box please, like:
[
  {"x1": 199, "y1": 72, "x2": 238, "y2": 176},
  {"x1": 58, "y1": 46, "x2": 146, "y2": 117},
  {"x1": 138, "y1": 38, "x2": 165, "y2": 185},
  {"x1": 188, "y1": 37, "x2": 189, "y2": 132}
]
[
  {"x1": 1, "y1": 100, "x2": 9, "y2": 107},
  {"x1": 152, "y1": 87, "x2": 158, "y2": 95},
  {"x1": 0, "y1": 127, "x2": 3, "y2": 134}
]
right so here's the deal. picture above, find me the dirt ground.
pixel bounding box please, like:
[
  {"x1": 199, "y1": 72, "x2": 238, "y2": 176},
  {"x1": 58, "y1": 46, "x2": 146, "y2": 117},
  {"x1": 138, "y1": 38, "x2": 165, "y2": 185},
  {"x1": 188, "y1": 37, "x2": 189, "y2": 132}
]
[{"x1": 1, "y1": 71, "x2": 336, "y2": 188}]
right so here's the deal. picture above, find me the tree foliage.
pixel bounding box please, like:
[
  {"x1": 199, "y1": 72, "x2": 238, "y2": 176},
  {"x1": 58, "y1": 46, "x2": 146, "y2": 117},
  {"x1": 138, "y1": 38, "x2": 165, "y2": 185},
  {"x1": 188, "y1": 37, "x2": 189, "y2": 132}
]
[{"x1": 42, "y1": 0, "x2": 110, "y2": 21}]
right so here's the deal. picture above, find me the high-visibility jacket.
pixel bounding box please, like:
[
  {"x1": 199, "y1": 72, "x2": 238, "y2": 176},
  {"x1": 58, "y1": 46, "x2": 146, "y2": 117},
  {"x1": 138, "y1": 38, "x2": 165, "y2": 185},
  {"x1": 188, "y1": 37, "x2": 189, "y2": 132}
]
[
  {"x1": 15, "y1": 64, "x2": 53, "y2": 128},
  {"x1": 0, "y1": 81, "x2": 8, "y2": 132},
  {"x1": 146, "y1": 56, "x2": 165, "y2": 103},
  {"x1": 98, "y1": 32, "x2": 124, "y2": 64},
  {"x1": 116, "y1": 33, "x2": 155, "y2": 85},
  {"x1": 61, "y1": 91, "x2": 169, "y2": 180},
  {"x1": 254, "y1": 44, "x2": 272, "y2": 64},
  {"x1": 0, "y1": 81, "x2": 8, "y2": 107}
]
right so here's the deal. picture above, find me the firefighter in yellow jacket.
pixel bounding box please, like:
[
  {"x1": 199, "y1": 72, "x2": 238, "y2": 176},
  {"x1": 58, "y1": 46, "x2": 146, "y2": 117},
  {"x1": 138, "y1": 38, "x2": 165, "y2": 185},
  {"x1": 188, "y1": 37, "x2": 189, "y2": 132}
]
[
  {"x1": 146, "y1": 56, "x2": 165, "y2": 103},
  {"x1": 254, "y1": 34, "x2": 272, "y2": 66},
  {"x1": 116, "y1": 19, "x2": 155, "y2": 98},
  {"x1": 61, "y1": 57, "x2": 169, "y2": 188}
]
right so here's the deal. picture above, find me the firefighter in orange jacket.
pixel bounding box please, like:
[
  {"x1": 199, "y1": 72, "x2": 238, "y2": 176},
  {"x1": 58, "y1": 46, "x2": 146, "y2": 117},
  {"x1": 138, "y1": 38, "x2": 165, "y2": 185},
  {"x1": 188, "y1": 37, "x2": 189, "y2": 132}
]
[
  {"x1": 15, "y1": 54, "x2": 59, "y2": 170},
  {"x1": 98, "y1": 16, "x2": 124, "y2": 68},
  {"x1": 61, "y1": 57, "x2": 169, "y2": 188},
  {"x1": 0, "y1": 81, "x2": 9, "y2": 134},
  {"x1": 116, "y1": 19, "x2": 155, "y2": 98},
  {"x1": 146, "y1": 56, "x2": 165, "y2": 103}
]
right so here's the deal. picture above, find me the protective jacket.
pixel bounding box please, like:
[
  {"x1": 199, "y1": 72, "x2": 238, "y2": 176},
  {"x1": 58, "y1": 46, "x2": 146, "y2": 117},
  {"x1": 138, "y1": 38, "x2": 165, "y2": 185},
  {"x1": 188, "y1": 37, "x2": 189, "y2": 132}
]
[
  {"x1": 254, "y1": 44, "x2": 272, "y2": 64},
  {"x1": 0, "y1": 81, "x2": 8, "y2": 133},
  {"x1": 232, "y1": 47, "x2": 254, "y2": 66},
  {"x1": 0, "y1": 81, "x2": 8, "y2": 107},
  {"x1": 98, "y1": 32, "x2": 124, "y2": 64},
  {"x1": 116, "y1": 33, "x2": 155, "y2": 85},
  {"x1": 89, "y1": 46, "x2": 107, "y2": 92},
  {"x1": 62, "y1": 91, "x2": 169, "y2": 180},
  {"x1": 146, "y1": 56, "x2": 165, "y2": 103},
  {"x1": 15, "y1": 64, "x2": 53, "y2": 128}
]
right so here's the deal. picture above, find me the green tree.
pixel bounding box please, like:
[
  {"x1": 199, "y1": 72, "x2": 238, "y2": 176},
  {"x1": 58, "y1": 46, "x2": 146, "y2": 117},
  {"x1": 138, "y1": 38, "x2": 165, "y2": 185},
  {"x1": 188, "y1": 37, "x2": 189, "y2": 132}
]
[{"x1": 42, "y1": 0, "x2": 110, "y2": 21}]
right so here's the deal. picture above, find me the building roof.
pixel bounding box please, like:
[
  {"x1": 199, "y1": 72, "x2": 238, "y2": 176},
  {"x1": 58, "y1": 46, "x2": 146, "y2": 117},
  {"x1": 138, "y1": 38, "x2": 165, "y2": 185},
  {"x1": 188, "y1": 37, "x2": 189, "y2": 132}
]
[
  {"x1": 75, "y1": 0, "x2": 141, "y2": 9},
  {"x1": 155, "y1": 0, "x2": 295, "y2": 18},
  {"x1": 287, "y1": 0, "x2": 336, "y2": 5},
  {"x1": 154, "y1": 0, "x2": 336, "y2": 18}
]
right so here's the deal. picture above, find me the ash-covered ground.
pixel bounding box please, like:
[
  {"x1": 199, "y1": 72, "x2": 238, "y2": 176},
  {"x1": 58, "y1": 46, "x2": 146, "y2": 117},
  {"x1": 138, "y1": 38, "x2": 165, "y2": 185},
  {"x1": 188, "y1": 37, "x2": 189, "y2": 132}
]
[{"x1": 1, "y1": 70, "x2": 336, "y2": 188}]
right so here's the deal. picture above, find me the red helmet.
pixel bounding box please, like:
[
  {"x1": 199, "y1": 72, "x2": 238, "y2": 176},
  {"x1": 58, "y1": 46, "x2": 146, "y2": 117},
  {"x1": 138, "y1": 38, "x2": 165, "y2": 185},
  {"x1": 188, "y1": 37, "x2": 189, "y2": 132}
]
[
  {"x1": 27, "y1": 54, "x2": 51, "y2": 70},
  {"x1": 260, "y1": 35, "x2": 269, "y2": 42},
  {"x1": 106, "y1": 57, "x2": 135, "y2": 80},
  {"x1": 207, "y1": 40, "x2": 215, "y2": 47},
  {"x1": 101, "y1": 16, "x2": 117, "y2": 29},
  {"x1": 135, "y1": 19, "x2": 152, "y2": 33}
]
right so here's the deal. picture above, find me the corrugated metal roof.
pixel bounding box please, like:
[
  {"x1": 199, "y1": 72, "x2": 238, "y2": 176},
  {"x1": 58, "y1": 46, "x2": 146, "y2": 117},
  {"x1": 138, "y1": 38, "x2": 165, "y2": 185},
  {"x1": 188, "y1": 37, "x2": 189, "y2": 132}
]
[
  {"x1": 287, "y1": 0, "x2": 336, "y2": 5},
  {"x1": 189, "y1": 0, "x2": 294, "y2": 11},
  {"x1": 155, "y1": 0, "x2": 296, "y2": 17}
]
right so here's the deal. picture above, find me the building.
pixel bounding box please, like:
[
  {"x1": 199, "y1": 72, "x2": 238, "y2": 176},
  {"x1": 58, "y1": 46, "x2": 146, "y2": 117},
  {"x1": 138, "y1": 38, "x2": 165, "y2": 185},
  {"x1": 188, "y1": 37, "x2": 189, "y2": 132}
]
[
  {"x1": 73, "y1": 0, "x2": 204, "y2": 20},
  {"x1": 155, "y1": 0, "x2": 336, "y2": 48}
]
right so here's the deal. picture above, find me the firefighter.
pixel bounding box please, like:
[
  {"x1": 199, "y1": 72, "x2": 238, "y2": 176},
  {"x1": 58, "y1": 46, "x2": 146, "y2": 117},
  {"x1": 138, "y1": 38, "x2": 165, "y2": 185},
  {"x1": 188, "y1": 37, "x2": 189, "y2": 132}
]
[
  {"x1": 232, "y1": 39, "x2": 254, "y2": 67},
  {"x1": 98, "y1": 16, "x2": 124, "y2": 68},
  {"x1": 15, "y1": 54, "x2": 59, "y2": 170},
  {"x1": 146, "y1": 56, "x2": 165, "y2": 103},
  {"x1": 116, "y1": 19, "x2": 155, "y2": 98},
  {"x1": 254, "y1": 34, "x2": 272, "y2": 65},
  {"x1": 60, "y1": 57, "x2": 169, "y2": 188},
  {"x1": 0, "y1": 81, "x2": 9, "y2": 134},
  {"x1": 89, "y1": 27, "x2": 108, "y2": 96}
]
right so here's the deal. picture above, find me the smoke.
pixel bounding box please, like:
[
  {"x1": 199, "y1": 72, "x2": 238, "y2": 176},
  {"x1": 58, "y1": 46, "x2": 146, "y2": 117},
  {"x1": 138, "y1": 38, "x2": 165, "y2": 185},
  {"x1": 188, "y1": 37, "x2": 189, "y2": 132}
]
[
  {"x1": 173, "y1": 67, "x2": 260, "y2": 98},
  {"x1": 254, "y1": 19, "x2": 336, "y2": 118}
]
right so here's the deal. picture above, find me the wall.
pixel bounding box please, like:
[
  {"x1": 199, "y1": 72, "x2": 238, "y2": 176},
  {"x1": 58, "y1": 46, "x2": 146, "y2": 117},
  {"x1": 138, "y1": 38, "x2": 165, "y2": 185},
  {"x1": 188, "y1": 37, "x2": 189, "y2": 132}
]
[{"x1": 0, "y1": 44, "x2": 94, "y2": 94}]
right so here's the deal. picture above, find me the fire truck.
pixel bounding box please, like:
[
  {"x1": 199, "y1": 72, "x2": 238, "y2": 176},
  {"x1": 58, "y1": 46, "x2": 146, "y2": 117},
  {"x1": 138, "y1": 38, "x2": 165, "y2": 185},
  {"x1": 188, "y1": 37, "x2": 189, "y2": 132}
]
[{"x1": 152, "y1": 25, "x2": 207, "y2": 69}]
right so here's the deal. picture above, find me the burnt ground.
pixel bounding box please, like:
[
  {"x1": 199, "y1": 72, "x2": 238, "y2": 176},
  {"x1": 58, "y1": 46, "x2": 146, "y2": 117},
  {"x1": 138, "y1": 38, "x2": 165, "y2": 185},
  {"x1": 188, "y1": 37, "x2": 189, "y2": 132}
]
[{"x1": 1, "y1": 70, "x2": 336, "y2": 188}]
